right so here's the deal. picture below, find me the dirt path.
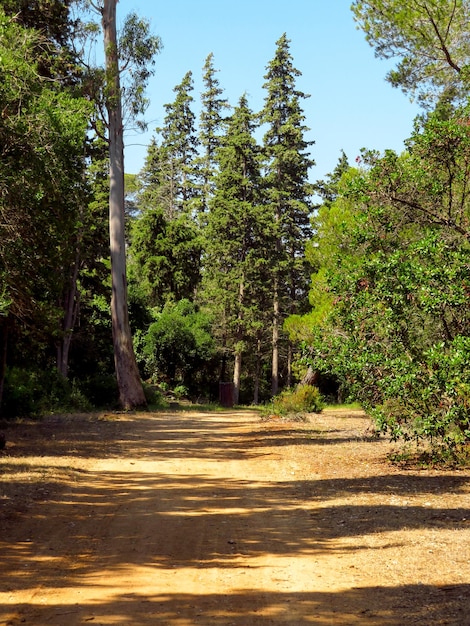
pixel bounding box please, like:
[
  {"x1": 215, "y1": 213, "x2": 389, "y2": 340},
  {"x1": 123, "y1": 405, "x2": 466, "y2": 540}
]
[{"x1": 1, "y1": 408, "x2": 469, "y2": 625}]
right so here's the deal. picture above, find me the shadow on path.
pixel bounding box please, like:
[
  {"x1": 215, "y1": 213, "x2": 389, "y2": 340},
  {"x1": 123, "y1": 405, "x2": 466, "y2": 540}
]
[{"x1": 1, "y1": 410, "x2": 469, "y2": 625}]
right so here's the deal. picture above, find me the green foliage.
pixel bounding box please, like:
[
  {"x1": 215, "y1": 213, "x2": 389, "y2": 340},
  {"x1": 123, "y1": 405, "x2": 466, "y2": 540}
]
[
  {"x1": 1, "y1": 368, "x2": 92, "y2": 417},
  {"x1": 199, "y1": 93, "x2": 272, "y2": 400},
  {"x1": 128, "y1": 207, "x2": 202, "y2": 308},
  {"x1": 261, "y1": 32, "x2": 314, "y2": 278},
  {"x1": 0, "y1": 8, "x2": 98, "y2": 383},
  {"x1": 270, "y1": 385, "x2": 324, "y2": 419},
  {"x1": 78, "y1": 373, "x2": 119, "y2": 408},
  {"x1": 173, "y1": 384, "x2": 189, "y2": 399},
  {"x1": 141, "y1": 300, "x2": 216, "y2": 390},
  {"x1": 2, "y1": 368, "x2": 42, "y2": 417},
  {"x1": 371, "y1": 337, "x2": 470, "y2": 446},
  {"x1": 351, "y1": 0, "x2": 470, "y2": 106},
  {"x1": 118, "y1": 11, "x2": 162, "y2": 124},
  {"x1": 141, "y1": 383, "x2": 165, "y2": 408},
  {"x1": 198, "y1": 53, "x2": 230, "y2": 215},
  {"x1": 139, "y1": 71, "x2": 200, "y2": 219},
  {"x1": 307, "y1": 227, "x2": 470, "y2": 449},
  {"x1": 301, "y1": 110, "x2": 470, "y2": 456},
  {"x1": 78, "y1": 4, "x2": 162, "y2": 131}
]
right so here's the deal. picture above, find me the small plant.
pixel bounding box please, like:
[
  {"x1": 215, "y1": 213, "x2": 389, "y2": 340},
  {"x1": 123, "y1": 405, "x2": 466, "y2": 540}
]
[
  {"x1": 142, "y1": 383, "x2": 166, "y2": 408},
  {"x1": 269, "y1": 384, "x2": 324, "y2": 420},
  {"x1": 68, "y1": 382, "x2": 93, "y2": 412},
  {"x1": 173, "y1": 384, "x2": 189, "y2": 400}
]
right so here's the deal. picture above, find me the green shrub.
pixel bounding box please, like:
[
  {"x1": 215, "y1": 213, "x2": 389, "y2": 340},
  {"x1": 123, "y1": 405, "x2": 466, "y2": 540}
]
[
  {"x1": 1, "y1": 367, "x2": 92, "y2": 417},
  {"x1": 271, "y1": 384, "x2": 324, "y2": 419},
  {"x1": 78, "y1": 373, "x2": 119, "y2": 408},
  {"x1": 142, "y1": 383, "x2": 165, "y2": 408},
  {"x1": 173, "y1": 384, "x2": 188, "y2": 399},
  {"x1": 67, "y1": 381, "x2": 93, "y2": 412},
  {"x1": 2, "y1": 367, "x2": 40, "y2": 417},
  {"x1": 141, "y1": 299, "x2": 216, "y2": 389}
]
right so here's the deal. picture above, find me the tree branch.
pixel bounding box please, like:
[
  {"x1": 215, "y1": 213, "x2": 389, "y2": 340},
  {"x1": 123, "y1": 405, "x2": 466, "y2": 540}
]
[
  {"x1": 421, "y1": 0, "x2": 461, "y2": 72},
  {"x1": 390, "y1": 194, "x2": 469, "y2": 238}
]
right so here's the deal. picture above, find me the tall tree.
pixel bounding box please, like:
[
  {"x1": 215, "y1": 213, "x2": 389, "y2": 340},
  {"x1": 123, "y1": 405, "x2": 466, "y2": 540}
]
[
  {"x1": 201, "y1": 94, "x2": 271, "y2": 403},
  {"x1": 100, "y1": 1, "x2": 139, "y2": 408},
  {"x1": 90, "y1": 0, "x2": 161, "y2": 408},
  {"x1": 0, "y1": 8, "x2": 92, "y2": 404},
  {"x1": 140, "y1": 72, "x2": 200, "y2": 221},
  {"x1": 261, "y1": 33, "x2": 314, "y2": 395},
  {"x1": 198, "y1": 53, "x2": 230, "y2": 217},
  {"x1": 351, "y1": 0, "x2": 470, "y2": 105}
]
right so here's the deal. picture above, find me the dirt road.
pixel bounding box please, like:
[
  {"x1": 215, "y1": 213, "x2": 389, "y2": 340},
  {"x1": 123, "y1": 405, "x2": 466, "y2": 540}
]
[{"x1": 1, "y1": 408, "x2": 469, "y2": 625}]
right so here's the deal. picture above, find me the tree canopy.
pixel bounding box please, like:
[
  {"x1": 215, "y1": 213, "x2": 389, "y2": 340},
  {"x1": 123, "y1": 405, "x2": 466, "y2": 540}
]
[
  {"x1": 351, "y1": 0, "x2": 470, "y2": 105},
  {"x1": 3, "y1": 2, "x2": 470, "y2": 460}
]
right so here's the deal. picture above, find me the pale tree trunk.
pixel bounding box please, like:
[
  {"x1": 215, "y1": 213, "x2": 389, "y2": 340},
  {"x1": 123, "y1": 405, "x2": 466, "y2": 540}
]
[
  {"x1": 232, "y1": 277, "x2": 244, "y2": 405},
  {"x1": 253, "y1": 336, "x2": 261, "y2": 405},
  {"x1": 233, "y1": 351, "x2": 241, "y2": 405},
  {"x1": 102, "y1": 0, "x2": 146, "y2": 409}
]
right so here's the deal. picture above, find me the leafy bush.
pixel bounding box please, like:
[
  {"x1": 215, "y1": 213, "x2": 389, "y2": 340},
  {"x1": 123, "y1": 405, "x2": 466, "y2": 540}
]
[
  {"x1": 142, "y1": 383, "x2": 165, "y2": 408},
  {"x1": 68, "y1": 382, "x2": 93, "y2": 412},
  {"x1": 78, "y1": 373, "x2": 119, "y2": 408},
  {"x1": 2, "y1": 367, "x2": 40, "y2": 417},
  {"x1": 270, "y1": 385, "x2": 324, "y2": 419},
  {"x1": 370, "y1": 337, "x2": 470, "y2": 449},
  {"x1": 141, "y1": 299, "x2": 216, "y2": 389},
  {"x1": 173, "y1": 384, "x2": 188, "y2": 399},
  {"x1": 1, "y1": 367, "x2": 92, "y2": 417}
]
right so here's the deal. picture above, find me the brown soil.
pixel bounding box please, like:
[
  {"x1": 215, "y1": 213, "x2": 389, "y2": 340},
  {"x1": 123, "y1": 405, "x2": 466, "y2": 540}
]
[{"x1": 0, "y1": 407, "x2": 469, "y2": 625}]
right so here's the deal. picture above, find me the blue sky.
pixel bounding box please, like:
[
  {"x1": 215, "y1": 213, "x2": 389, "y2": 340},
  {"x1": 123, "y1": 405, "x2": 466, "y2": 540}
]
[{"x1": 118, "y1": 0, "x2": 421, "y2": 181}]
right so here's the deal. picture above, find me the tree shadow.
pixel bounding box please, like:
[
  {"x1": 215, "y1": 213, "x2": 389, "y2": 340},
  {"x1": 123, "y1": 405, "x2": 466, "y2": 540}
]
[
  {"x1": 1, "y1": 411, "x2": 382, "y2": 464},
  {"x1": 1, "y1": 410, "x2": 469, "y2": 625},
  {"x1": 6, "y1": 585, "x2": 470, "y2": 624}
]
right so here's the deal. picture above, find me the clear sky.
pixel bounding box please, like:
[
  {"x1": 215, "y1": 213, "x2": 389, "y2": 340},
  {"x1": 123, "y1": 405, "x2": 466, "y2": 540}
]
[{"x1": 118, "y1": 0, "x2": 421, "y2": 182}]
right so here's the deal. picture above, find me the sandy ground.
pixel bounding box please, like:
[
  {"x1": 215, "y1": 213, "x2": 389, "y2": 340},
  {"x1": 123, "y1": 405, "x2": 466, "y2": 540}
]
[{"x1": 0, "y1": 407, "x2": 469, "y2": 625}]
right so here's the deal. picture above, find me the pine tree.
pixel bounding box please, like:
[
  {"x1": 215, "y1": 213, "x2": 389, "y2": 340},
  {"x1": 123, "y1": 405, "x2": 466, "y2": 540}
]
[
  {"x1": 142, "y1": 72, "x2": 200, "y2": 220},
  {"x1": 201, "y1": 95, "x2": 272, "y2": 403},
  {"x1": 198, "y1": 53, "x2": 230, "y2": 218},
  {"x1": 128, "y1": 206, "x2": 202, "y2": 309},
  {"x1": 261, "y1": 33, "x2": 315, "y2": 395}
]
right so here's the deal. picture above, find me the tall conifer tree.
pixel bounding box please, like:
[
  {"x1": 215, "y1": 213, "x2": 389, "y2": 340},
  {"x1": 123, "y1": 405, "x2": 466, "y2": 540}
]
[
  {"x1": 141, "y1": 72, "x2": 200, "y2": 220},
  {"x1": 261, "y1": 33, "x2": 314, "y2": 394},
  {"x1": 198, "y1": 53, "x2": 230, "y2": 218},
  {"x1": 132, "y1": 72, "x2": 202, "y2": 310},
  {"x1": 202, "y1": 95, "x2": 271, "y2": 402}
]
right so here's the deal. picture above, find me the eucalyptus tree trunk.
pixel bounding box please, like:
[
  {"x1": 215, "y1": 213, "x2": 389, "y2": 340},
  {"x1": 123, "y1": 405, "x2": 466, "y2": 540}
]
[
  {"x1": 102, "y1": 0, "x2": 146, "y2": 409},
  {"x1": 232, "y1": 277, "x2": 245, "y2": 405},
  {"x1": 253, "y1": 335, "x2": 262, "y2": 405}
]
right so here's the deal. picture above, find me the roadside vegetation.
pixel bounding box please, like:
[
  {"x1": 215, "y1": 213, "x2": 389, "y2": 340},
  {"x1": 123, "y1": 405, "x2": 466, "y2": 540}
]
[{"x1": 1, "y1": 1, "x2": 470, "y2": 464}]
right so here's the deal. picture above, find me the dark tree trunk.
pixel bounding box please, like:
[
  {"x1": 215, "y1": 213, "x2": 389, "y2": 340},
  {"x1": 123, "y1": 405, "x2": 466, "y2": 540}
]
[{"x1": 0, "y1": 319, "x2": 9, "y2": 412}]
